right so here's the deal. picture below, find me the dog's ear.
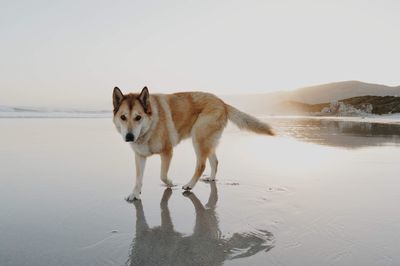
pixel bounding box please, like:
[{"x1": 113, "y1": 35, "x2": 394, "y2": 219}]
[
  {"x1": 113, "y1": 87, "x2": 124, "y2": 112},
  {"x1": 138, "y1": 86, "x2": 151, "y2": 114}
]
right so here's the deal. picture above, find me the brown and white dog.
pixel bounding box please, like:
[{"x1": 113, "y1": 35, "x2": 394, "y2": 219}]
[{"x1": 112, "y1": 87, "x2": 274, "y2": 200}]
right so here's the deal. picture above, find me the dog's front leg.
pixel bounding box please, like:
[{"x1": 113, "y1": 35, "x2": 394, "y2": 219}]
[{"x1": 126, "y1": 153, "x2": 147, "y2": 201}]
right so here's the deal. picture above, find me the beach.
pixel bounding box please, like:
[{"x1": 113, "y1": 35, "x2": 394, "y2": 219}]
[{"x1": 1, "y1": 117, "x2": 400, "y2": 265}]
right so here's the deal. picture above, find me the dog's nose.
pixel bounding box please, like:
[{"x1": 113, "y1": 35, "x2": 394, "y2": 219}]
[{"x1": 125, "y1": 133, "x2": 134, "y2": 142}]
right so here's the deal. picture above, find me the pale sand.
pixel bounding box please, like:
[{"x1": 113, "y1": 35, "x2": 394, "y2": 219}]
[{"x1": 0, "y1": 118, "x2": 399, "y2": 265}]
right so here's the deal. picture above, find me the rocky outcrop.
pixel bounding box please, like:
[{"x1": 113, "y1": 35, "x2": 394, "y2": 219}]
[{"x1": 284, "y1": 96, "x2": 400, "y2": 116}]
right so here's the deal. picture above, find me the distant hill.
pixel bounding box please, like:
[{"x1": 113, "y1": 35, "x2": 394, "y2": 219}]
[
  {"x1": 285, "y1": 96, "x2": 400, "y2": 115},
  {"x1": 222, "y1": 81, "x2": 400, "y2": 114},
  {"x1": 288, "y1": 81, "x2": 400, "y2": 104}
]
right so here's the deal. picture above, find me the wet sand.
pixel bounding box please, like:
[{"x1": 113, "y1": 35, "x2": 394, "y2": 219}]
[{"x1": 1, "y1": 117, "x2": 400, "y2": 265}]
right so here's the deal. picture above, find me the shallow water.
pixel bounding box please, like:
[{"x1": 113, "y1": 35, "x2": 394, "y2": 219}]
[{"x1": 0, "y1": 118, "x2": 400, "y2": 265}]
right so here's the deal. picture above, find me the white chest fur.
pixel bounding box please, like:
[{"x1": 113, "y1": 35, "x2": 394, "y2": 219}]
[
  {"x1": 130, "y1": 143, "x2": 151, "y2": 156},
  {"x1": 130, "y1": 141, "x2": 163, "y2": 156}
]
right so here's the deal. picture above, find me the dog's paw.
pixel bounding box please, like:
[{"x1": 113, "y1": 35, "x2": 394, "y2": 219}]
[
  {"x1": 125, "y1": 191, "x2": 141, "y2": 201},
  {"x1": 162, "y1": 179, "x2": 174, "y2": 188},
  {"x1": 182, "y1": 183, "x2": 193, "y2": 191}
]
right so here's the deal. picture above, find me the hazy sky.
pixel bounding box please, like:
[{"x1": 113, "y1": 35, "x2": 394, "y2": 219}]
[{"x1": 1, "y1": 0, "x2": 399, "y2": 108}]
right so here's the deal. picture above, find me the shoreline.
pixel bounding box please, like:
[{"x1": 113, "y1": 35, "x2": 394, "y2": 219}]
[{"x1": 2, "y1": 112, "x2": 400, "y2": 124}]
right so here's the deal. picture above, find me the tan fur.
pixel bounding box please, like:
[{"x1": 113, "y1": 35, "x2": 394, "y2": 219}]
[
  {"x1": 112, "y1": 87, "x2": 274, "y2": 200},
  {"x1": 226, "y1": 104, "x2": 275, "y2": 135}
]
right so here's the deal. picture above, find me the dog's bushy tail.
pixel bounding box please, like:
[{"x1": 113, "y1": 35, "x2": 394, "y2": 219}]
[{"x1": 226, "y1": 104, "x2": 275, "y2": 136}]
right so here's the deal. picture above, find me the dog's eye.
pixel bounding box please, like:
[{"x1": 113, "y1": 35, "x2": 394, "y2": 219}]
[
  {"x1": 120, "y1": 115, "x2": 126, "y2": 121},
  {"x1": 134, "y1": 115, "x2": 142, "y2": 121}
]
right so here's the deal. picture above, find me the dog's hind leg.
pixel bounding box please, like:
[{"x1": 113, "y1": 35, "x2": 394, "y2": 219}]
[
  {"x1": 204, "y1": 152, "x2": 218, "y2": 181},
  {"x1": 160, "y1": 150, "x2": 173, "y2": 187},
  {"x1": 183, "y1": 113, "x2": 225, "y2": 190},
  {"x1": 182, "y1": 151, "x2": 208, "y2": 190}
]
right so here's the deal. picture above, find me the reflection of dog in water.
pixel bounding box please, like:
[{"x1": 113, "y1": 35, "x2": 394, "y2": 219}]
[{"x1": 126, "y1": 182, "x2": 274, "y2": 266}]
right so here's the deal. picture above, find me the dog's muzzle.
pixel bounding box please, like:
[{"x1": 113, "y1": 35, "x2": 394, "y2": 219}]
[{"x1": 125, "y1": 133, "x2": 134, "y2": 142}]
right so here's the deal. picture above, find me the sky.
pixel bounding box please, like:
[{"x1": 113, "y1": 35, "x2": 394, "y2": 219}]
[{"x1": 1, "y1": 0, "x2": 400, "y2": 108}]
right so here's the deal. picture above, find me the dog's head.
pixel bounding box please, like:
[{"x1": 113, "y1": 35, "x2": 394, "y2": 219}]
[{"x1": 112, "y1": 86, "x2": 152, "y2": 143}]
